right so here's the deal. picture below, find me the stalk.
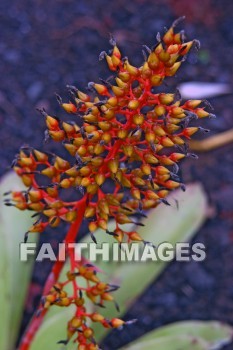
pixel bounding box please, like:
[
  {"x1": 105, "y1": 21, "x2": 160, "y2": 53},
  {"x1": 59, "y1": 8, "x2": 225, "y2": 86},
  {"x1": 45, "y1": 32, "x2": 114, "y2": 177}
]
[{"x1": 19, "y1": 196, "x2": 87, "y2": 350}]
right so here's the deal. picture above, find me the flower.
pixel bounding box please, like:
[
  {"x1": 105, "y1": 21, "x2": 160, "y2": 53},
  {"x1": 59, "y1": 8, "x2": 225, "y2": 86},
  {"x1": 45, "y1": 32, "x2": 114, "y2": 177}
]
[{"x1": 6, "y1": 19, "x2": 212, "y2": 349}]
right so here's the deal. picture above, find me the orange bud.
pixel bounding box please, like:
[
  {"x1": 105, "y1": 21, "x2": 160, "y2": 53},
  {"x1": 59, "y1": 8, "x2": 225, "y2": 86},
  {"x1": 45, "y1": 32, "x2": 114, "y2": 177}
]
[
  {"x1": 93, "y1": 83, "x2": 109, "y2": 95},
  {"x1": 62, "y1": 103, "x2": 77, "y2": 113},
  {"x1": 129, "y1": 231, "x2": 142, "y2": 241},
  {"x1": 46, "y1": 115, "x2": 59, "y2": 130},
  {"x1": 89, "y1": 221, "x2": 97, "y2": 232},
  {"x1": 111, "y1": 318, "x2": 125, "y2": 328},
  {"x1": 49, "y1": 130, "x2": 65, "y2": 142}
]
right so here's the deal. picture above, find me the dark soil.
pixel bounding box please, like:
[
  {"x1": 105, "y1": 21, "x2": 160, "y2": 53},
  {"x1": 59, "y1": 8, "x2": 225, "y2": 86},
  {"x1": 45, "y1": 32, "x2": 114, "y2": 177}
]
[{"x1": 0, "y1": 0, "x2": 232, "y2": 349}]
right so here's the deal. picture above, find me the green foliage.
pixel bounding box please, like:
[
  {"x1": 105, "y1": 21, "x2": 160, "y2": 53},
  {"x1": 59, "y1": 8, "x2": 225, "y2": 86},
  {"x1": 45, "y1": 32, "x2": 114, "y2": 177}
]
[
  {"x1": 0, "y1": 172, "x2": 38, "y2": 350},
  {"x1": 119, "y1": 321, "x2": 233, "y2": 350}
]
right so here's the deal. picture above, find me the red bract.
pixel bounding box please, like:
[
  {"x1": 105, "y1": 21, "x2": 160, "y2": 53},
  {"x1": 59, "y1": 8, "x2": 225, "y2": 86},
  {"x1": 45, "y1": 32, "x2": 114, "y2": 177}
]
[{"x1": 7, "y1": 19, "x2": 213, "y2": 349}]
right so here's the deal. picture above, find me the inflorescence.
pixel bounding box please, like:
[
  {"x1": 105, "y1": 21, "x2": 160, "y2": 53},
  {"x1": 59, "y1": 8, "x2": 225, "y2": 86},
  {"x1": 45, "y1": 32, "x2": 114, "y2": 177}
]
[{"x1": 5, "y1": 19, "x2": 213, "y2": 350}]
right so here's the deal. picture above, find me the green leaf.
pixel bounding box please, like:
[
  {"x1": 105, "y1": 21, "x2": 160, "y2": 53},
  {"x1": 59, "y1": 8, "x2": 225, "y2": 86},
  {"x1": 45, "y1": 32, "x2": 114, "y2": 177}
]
[
  {"x1": 0, "y1": 172, "x2": 37, "y2": 350},
  {"x1": 31, "y1": 183, "x2": 208, "y2": 349},
  {"x1": 120, "y1": 335, "x2": 209, "y2": 350},
  {"x1": 119, "y1": 321, "x2": 233, "y2": 350}
]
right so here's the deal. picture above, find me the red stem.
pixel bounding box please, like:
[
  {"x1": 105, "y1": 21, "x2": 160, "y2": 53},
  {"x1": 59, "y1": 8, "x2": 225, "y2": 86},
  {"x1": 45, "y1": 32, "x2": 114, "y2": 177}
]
[{"x1": 19, "y1": 195, "x2": 87, "y2": 350}]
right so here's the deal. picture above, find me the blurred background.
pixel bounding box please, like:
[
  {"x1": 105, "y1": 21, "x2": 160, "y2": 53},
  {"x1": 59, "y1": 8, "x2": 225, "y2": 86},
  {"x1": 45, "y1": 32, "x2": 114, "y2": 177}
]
[{"x1": 0, "y1": 0, "x2": 232, "y2": 349}]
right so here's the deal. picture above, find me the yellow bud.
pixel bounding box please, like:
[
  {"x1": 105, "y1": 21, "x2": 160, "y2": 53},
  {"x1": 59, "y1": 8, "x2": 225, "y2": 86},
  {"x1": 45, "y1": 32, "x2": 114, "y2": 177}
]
[
  {"x1": 131, "y1": 188, "x2": 141, "y2": 200},
  {"x1": 145, "y1": 131, "x2": 155, "y2": 143},
  {"x1": 33, "y1": 149, "x2": 48, "y2": 162},
  {"x1": 156, "y1": 166, "x2": 170, "y2": 175},
  {"x1": 93, "y1": 83, "x2": 108, "y2": 95},
  {"x1": 43, "y1": 209, "x2": 57, "y2": 217},
  {"x1": 115, "y1": 77, "x2": 128, "y2": 89},
  {"x1": 83, "y1": 114, "x2": 98, "y2": 123},
  {"x1": 81, "y1": 177, "x2": 91, "y2": 187},
  {"x1": 87, "y1": 183, "x2": 98, "y2": 194},
  {"x1": 111, "y1": 54, "x2": 121, "y2": 66},
  {"x1": 112, "y1": 85, "x2": 125, "y2": 97},
  {"x1": 70, "y1": 317, "x2": 82, "y2": 329},
  {"x1": 154, "y1": 105, "x2": 166, "y2": 117},
  {"x1": 185, "y1": 127, "x2": 198, "y2": 136},
  {"x1": 98, "y1": 218, "x2": 107, "y2": 230},
  {"x1": 89, "y1": 221, "x2": 97, "y2": 232},
  {"x1": 64, "y1": 143, "x2": 77, "y2": 156},
  {"x1": 118, "y1": 72, "x2": 131, "y2": 82},
  {"x1": 185, "y1": 100, "x2": 202, "y2": 109},
  {"x1": 79, "y1": 166, "x2": 91, "y2": 177},
  {"x1": 60, "y1": 178, "x2": 73, "y2": 188},
  {"x1": 41, "y1": 167, "x2": 56, "y2": 178},
  {"x1": 49, "y1": 217, "x2": 60, "y2": 227},
  {"x1": 154, "y1": 125, "x2": 166, "y2": 136},
  {"x1": 158, "y1": 51, "x2": 170, "y2": 62},
  {"x1": 62, "y1": 122, "x2": 75, "y2": 134},
  {"x1": 107, "y1": 96, "x2": 118, "y2": 107},
  {"x1": 129, "y1": 231, "x2": 143, "y2": 241},
  {"x1": 65, "y1": 211, "x2": 77, "y2": 222},
  {"x1": 102, "y1": 293, "x2": 114, "y2": 301},
  {"x1": 163, "y1": 27, "x2": 174, "y2": 45},
  {"x1": 147, "y1": 52, "x2": 160, "y2": 70},
  {"x1": 49, "y1": 130, "x2": 65, "y2": 142},
  {"x1": 165, "y1": 180, "x2": 180, "y2": 189},
  {"x1": 196, "y1": 108, "x2": 209, "y2": 118},
  {"x1": 141, "y1": 164, "x2": 151, "y2": 175},
  {"x1": 150, "y1": 74, "x2": 163, "y2": 86},
  {"x1": 111, "y1": 318, "x2": 125, "y2": 328},
  {"x1": 170, "y1": 152, "x2": 185, "y2": 161},
  {"x1": 161, "y1": 137, "x2": 174, "y2": 147},
  {"x1": 116, "y1": 213, "x2": 132, "y2": 224},
  {"x1": 54, "y1": 157, "x2": 70, "y2": 170},
  {"x1": 46, "y1": 115, "x2": 59, "y2": 129},
  {"x1": 165, "y1": 62, "x2": 181, "y2": 76},
  {"x1": 62, "y1": 103, "x2": 76, "y2": 113},
  {"x1": 159, "y1": 93, "x2": 174, "y2": 105},
  {"x1": 123, "y1": 145, "x2": 134, "y2": 157},
  {"x1": 65, "y1": 166, "x2": 79, "y2": 177},
  {"x1": 146, "y1": 190, "x2": 159, "y2": 200},
  {"x1": 133, "y1": 114, "x2": 144, "y2": 125},
  {"x1": 84, "y1": 206, "x2": 96, "y2": 218},
  {"x1": 28, "y1": 191, "x2": 42, "y2": 202},
  {"x1": 95, "y1": 173, "x2": 105, "y2": 186},
  {"x1": 180, "y1": 41, "x2": 193, "y2": 55},
  {"x1": 77, "y1": 90, "x2": 90, "y2": 102},
  {"x1": 172, "y1": 136, "x2": 185, "y2": 145},
  {"x1": 83, "y1": 328, "x2": 94, "y2": 339},
  {"x1": 108, "y1": 159, "x2": 119, "y2": 174},
  {"x1": 91, "y1": 313, "x2": 105, "y2": 322},
  {"x1": 128, "y1": 100, "x2": 139, "y2": 110},
  {"x1": 132, "y1": 176, "x2": 145, "y2": 186},
  {"x1": 141, "y1": 62, "x2": 152, "y2": 78},
  {"x1": 94, "y1": 144, "x2": 104, "y2": 155},
  {"x1": 28, "y1": 202, "x2": 44, "y2": 211},
  {"x1": 117, "y1": 129, "x2": 128, "y2": 139},
  {"x1": 124, "y1": 60, "x2": 138, "y2": 76},
  {"x1": 144, "y1": 153, "x2": 158, "y2": 164},
  {"x1": 91, "y1": 157, "x2": 104, "y2": 167}
]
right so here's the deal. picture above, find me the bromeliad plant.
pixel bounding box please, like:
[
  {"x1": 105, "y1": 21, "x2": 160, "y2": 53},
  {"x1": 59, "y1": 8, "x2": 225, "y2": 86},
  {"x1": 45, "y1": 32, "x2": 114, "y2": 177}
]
[{"x1": 6, "y1": 19, "x2": 214, "y2": 350}]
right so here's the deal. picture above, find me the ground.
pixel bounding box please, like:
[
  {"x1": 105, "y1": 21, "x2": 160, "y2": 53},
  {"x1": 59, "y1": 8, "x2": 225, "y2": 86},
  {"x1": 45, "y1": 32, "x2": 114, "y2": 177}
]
[{"x1": 0, "y1": 0, "x2": 232, "y2": 348}]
